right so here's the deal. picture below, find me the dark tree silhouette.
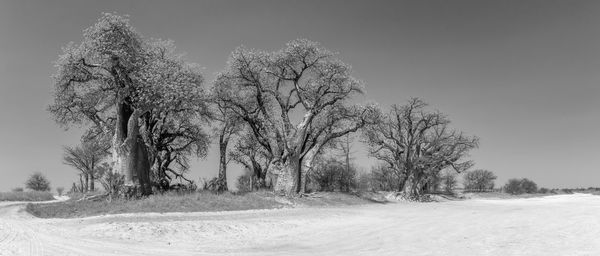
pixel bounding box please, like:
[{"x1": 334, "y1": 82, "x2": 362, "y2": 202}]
[{"x1": 26, "y1": 173, "x2": 51, "y2": 191}]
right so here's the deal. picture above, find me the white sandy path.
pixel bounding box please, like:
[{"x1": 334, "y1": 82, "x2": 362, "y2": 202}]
[{"x1": 1, "y1": 193, "x2": 600, "y2": 256}]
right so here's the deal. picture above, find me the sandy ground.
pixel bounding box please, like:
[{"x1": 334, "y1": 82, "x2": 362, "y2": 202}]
[{"x1": 1, "y1": 194, "x2": 600, "y2": 256}]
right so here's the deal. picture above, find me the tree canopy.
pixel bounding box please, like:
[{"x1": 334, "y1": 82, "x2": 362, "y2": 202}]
[
  {"x1": 49, "y1": 13, "x2": 209, "y2": 195},
  {"x1": 213, "y1": 39, "x2": 378, "y2": 194},
  {"x1": 363, "y1": 98, "x2": 479, "y2": 198}
]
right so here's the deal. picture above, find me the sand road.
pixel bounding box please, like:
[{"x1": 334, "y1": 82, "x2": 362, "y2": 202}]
[{"x1": 1, "y1": 193, "x2": 599, "y2": 256}]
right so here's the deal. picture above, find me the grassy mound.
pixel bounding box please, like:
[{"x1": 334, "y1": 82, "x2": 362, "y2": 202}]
[
  {"x1": 0, "y1": 191, "x2": 54, "y2": 202},
  {"x1": 26, "y1": 191, "x2": 379, "y2": 219}
]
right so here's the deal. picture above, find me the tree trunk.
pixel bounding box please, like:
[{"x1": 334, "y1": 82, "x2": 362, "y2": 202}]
[
  {"x1": 113, "y1": 102, "x2": 152, "y2": 196},
  {"x1": 84, "y1": 173, "x2": 89, "y2": 192},
  {"x1": 90, "y1": 159, "x2": 95, "y2": 192},
  {"x1": 78, "y1": 174, "x2": 84, "y2": 193},
  {"x1": 299, "y1": 149, "x2": 317, "y2": 194},
  {"x1": 216, "y1": 127, "x2": 229, "y2": 192},
  {"x1": 273, "y1": 155, "x2": 301, "y2": 195},
  {"x1": 90, "y1": 174, "x2": 95, "y2": 192},
  {"x1": 402, "y1": 171, "x2": 424, "y2": 200}
]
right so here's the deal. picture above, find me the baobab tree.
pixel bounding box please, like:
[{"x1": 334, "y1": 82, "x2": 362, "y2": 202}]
[
  {"x1": 49, "y1": 14, "x2": 207, "y2": 196},
  {"x1": 214, "y1": 39, "x2": 378, "y2": 195},
  {"x1": 363, "y1": 98, "x2": 479, "y2": 199},
  {"x1": 63, "y1": 139, "x2": 108, "y2": 192}
]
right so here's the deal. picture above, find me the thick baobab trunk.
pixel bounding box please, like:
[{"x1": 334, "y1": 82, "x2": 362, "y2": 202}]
[
  {"x1": 401, "y1": 171, "x2": 424, "y2": 200},
  {"x1": 273, "y1": 155, "x2": 301, "y2": 195},
  {"x1": 112, "y1": 102, "x2": 152, "y2": 196}
]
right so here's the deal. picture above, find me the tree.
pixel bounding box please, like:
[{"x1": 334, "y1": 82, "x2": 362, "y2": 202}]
[
  {"x1": 336, "y1": 134, "x2": 357, "y2": 192},
  {"x1": 520, "y1": 178, "x2": 538, "y2": 193},
  {"x1": 309, "y1": 157, "x2": 356, "y2": 192},
  {"x1": 49, "y1": 14, "x2": 208, "y2": 196},
  {"x1": 441, "y1": 171, "x2": 458, "y2": 194},
  {"x1": 503, "y1": 178, "x2": 538, "y2": 194},
  {"x1": 229, "y1": 130, "x2": 272, "y2": 190},
  {"x1": 63, "y1": 139, "x2": 108, "y2": 192},
  {"x1": 26, "y1": 173, "x2": 51, "y2": 191},
  {"x1": 504, "y1": 179, "x2": 523, "y2": 194},
  {"x1": 463, "y1": 169, "x2": 497, "y2": 192},
  {"x1": 207, "y1": 90, "x2": 243, "y2": 192},
  {"x1": 214, "y1": 39, "x2": 377, "y2": 195},
  {"x1": 56, "y1": 187, "x2": 65, "y2": 196},
  {"x1": 363, "y1": 98, "x2": 479, "y2": 199}
]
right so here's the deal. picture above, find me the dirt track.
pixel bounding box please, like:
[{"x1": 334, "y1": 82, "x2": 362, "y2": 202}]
[{"x1": 1, "y1": 194, "x2": 600, "y2": 255}]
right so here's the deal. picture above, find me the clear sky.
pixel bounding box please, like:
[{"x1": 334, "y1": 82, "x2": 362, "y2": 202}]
[{"x1": 1, "y1": 0, "x2": 599, "y2": 191}]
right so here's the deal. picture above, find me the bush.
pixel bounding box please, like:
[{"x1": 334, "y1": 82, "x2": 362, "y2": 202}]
[
  {"x1": 236, "y1": 171, "x2": 253, "y2": 193},
  {"x1": 12, "y1": 187, "x2": 24, "y2": 192},
  {"x1": 538, "y1": 187, "x2": 549, "y2": 194},
  {"x1": 310, "y1": 158, "x2": 357, "y2": 192},
  {"x1": 0, "y1": 191, "x2": 54, "y2": 201},
  {"x1": 369, "y1": 164, "x2": 402, "y2": 191},
  {"x1": 99, "y1": 171, "x2": 124, "y2": 197},
  {"x1": 504, "y1": 178, "x2": 538, "y2": 194},
  {"x1": 25, "y1": 172, "x2": 51, "y2": 191},
  {"x1": 520, "y1": 178, "x2": 538, "y2": 193},
  {"x1": 504, "y1": 179, "x2": 522, "y2": 194},
  {"x1": 463, "y1": 169, "x2": 497, "y2": 192}
]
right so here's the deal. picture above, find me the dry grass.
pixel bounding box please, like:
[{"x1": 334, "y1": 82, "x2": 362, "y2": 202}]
[
  {"x1": 27, "y1": 191, "x2": 378, "y2": 219},
  {"x1": 0, "y1": 191, "x2": 54, "y2": 202}
]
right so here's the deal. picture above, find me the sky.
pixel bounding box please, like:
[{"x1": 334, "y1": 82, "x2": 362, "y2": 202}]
[{"x1": 0, "y1": 0, "x2": 599, "y2": 191}]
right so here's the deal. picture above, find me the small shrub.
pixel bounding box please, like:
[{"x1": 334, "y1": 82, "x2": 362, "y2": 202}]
[
  {"x1": 99, "y1": 171, "x2": 124, "y2": 197},
  {"x1": 236, "y1": 171, "x2": 253, "y2": 193},
  {"x1": 538, "y1": 187, "x2": 549, "y2": 194},
  {"x1": 26, "y1": 172, "x2": 51, "y2": 191},
  {"x1": 12, "y1": 187, "x2": 24, "y2": 192}
]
